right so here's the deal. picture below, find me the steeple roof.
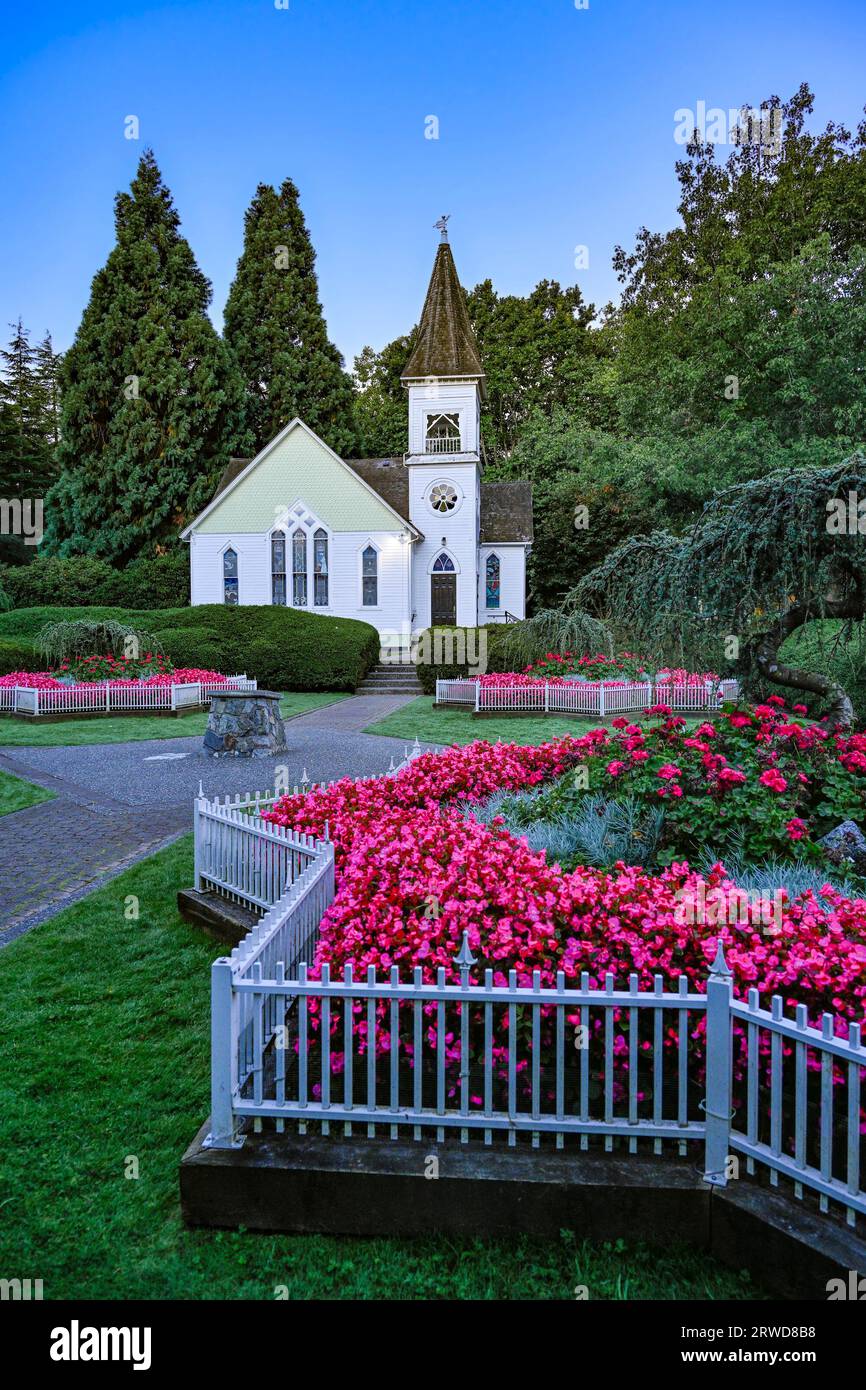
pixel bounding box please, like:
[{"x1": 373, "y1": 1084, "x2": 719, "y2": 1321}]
[{"x1": 401, "y1": 240, "x2": 485, "y2": 384}]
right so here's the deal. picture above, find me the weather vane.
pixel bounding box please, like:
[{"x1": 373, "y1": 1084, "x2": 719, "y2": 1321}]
[{"x1": 434, "y1": 214, "x2": 450, "y2": 242}]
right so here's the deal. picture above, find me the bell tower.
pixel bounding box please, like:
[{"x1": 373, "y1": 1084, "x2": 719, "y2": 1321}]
[{"x1": 401, "y1": 220, "x2": 486, "y2": 629}]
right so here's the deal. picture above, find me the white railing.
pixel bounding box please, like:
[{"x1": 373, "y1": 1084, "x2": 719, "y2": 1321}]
[
  {"x1": 423, "y1": 436, "x2": 463, "y2": 453},
  {"x1": 434, "y1": 678, "x2": 478, "y2": 706},
  {"x1": 194, "y1": 789, "x2": 329, "y2": 913},
  {"x1": 4, "y1": 674, "x2": 256, "y2": 718},
  {"x1": 204, "y1": 932, "x2": 866, "y2": 1225},
  {"x1": 434, "y1": 677, "x2": 741, "y2": 716}
]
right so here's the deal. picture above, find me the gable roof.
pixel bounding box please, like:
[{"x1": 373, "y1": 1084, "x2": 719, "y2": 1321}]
[
  {"x1": 180, "y1": 419, "x2": 423, "y2": 540},
  {"x1": 401, "y1": 241, "x2": 485, "y2": 384},
  {"x1": 479, "y1": 482, "x2": 534, "y2": 543},
  {"x1": 187, "y1": 433, "x2": 532, "y2": 546}
]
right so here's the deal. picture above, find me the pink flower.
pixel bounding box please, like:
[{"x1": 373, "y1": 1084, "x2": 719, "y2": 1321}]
[
  {"x1": 786, "y1": 818, "x2": 808, "y2": 841},
  {"x1": 759, "y1": 770, "x2": 788, "y2": 793}
]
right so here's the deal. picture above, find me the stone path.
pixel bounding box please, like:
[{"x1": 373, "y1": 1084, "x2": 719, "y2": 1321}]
[{"x1": 0, "y1": 694, "x2": 425, "y2": 943}]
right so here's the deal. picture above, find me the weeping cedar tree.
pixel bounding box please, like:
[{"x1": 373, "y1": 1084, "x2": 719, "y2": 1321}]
[
  {"x1": 223, "y1": 179, "x2": 356, "y2": 455},
  {"x1": 572, "y1": 456, "x2": 866, "y2": 727},
  {"x1": 42, "y1": 151, "x2": 253, "y2": 565}
]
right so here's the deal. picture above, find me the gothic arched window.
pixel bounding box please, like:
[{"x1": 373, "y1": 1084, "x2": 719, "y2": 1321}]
[
  {"x1": 485, "y1": 553, "x2": 501, "y2": 609},
  {"x1": 223, "y1": 548, "x2": 238, "y2": 605},
  {"x1": 432, "y1": 552, "x2": 456, "y2": 572},
  {"x1": 313, "y1": 528, "x2": 329, "y2": 607},
  {"x1": 271, "y1": 532, "x2": 286, "y2": 606},
  {"x1": 292, "y1": 528, "x2": 307, "y2": 606},
  {"x1": 362, "y1": 545, "x2": 378, "y2": 606}
]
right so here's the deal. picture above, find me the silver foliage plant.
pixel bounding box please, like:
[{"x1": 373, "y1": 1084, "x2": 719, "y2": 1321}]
[{"x1": 471, "y1": 791, "x2": 665, "y2": 871}]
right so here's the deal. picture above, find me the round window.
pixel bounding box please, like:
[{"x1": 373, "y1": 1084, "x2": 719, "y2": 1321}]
[{"x1": 429, "y1": 482, "x2": 459, "y2": 514}]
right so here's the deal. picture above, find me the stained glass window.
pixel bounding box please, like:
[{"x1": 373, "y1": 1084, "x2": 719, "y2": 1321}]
[
  {"x1": 432, "y1": 552, "x2": 455, "y2": 572},
  {"x1": 313, "y1": 528, "x2": 329, "y2": 607},
  {"x1": 485, "y1": 553, "x2": 501, "y2": 609},
  {"x1": 429, "y1": 481, "x2": 458, "y2": 513},
  {"x1": 271, "y1": 532, "x2": 286, "y2": 606},
  {"x1": 292, "y1": 528, "x2": 307, "y2": 606},
  {"x1": 223, "y1": 547, "x2": 238, "y2": 605},
  {"x1": 362, "y1": 545, "x2": 377, "y2": 606}
]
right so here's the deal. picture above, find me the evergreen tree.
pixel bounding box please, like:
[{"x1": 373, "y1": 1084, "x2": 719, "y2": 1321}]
[
  {"x1": 42, "y1": 151, "x2": 252, "y2": 564},
  {"x1": 0, "y1": 318, "x2": 52, "y2": 498},
  {"x1": 224, "y1": 179, "x2": 356, "y2": 454},
  {"x1": 35, "y1": 331, "x2": 63, "y2": 451}
]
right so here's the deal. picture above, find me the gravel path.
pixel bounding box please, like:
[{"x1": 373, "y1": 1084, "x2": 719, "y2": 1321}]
[{"x1": 0, "y1": 695, "x2": 428, "y2": 941}]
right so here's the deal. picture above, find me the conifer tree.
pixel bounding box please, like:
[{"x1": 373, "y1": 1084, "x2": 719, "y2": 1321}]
[
  {"x1": 0, "y1": 319, "x2": 52, "y2": 497},
  {"x1": 43, "y1": 151, "x2": 252, "y2": 563},
  {"x1": 224, "y1": 179, "x2": 356, "y2": 453}
]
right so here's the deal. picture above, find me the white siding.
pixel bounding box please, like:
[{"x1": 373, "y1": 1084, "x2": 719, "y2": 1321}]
[
  {"x1": 190, "y1": 528, "x2": 411, "y2": 637},
  {"x1": 478, "y1": 545, "x2": 527, "y2": 623},
  {"x1": 407, "y1": 382, "x2": 480, "y2": 455},
  {"x1": 408, "y1": 461, "x2": 480, "y2": 630}
]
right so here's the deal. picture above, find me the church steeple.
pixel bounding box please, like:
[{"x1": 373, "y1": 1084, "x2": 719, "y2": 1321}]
[
  {"x1": 402, "y1": 223, "x2": 484, "y2": 462},
  {"x1": 401, "y1": 228, "x2": 484, "y2": 386}
]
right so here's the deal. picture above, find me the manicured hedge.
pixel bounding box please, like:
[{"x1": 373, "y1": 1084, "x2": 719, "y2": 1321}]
[
  {"x1": 0, "y1": 637, "x2": 37, "y2": 676},
  {"x1": 0, "y1": 553, "x2": 190, "y2": 611},
  {"x1": 0, "y1": 605, "x2": 379, "y2": 692},
  {"x1": 414, "y1": 624, "x2": 512, "y2": 694}
]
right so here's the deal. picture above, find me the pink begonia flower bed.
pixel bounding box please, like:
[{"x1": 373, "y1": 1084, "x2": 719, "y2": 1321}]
[
  {"x1": 0, "y1": 668, "x2": 230, "y2": 690},
  {"x1": 262, "y1": 719, "x2": 866, "y2": 1116}
]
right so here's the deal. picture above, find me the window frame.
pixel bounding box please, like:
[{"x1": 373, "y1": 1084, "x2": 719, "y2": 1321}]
[
  {"x1": 271, "y1": 530, "x2": 287, "y2": 606},
  {"x1": 222, "y1": 546, "x2": 239, "y2": 606},
  {"x1": 292, "y1": 527, "x2": 308, "y2": 607},
  {"x1": 485, "y1": 552, "x2": 501, "y2": 610}
]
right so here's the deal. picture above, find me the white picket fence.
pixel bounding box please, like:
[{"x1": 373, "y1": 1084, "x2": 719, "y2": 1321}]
[
  {"x1": 435, "y1": 677, "x2": 740, "y2": 716},
  {"x1": 2, "y1": 674, "x2": 256, "y2": 718},
  {"x1": 205, "y1": 894, "x2": 866, "y2": 1225},
  {"x1": 195, "y1": 779, "x2": 866, "y2": 1228}
]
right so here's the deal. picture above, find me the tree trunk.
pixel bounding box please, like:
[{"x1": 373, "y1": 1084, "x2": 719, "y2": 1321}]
[{"x1": 751, "y1": 601, "x2": 859, "y2": 729}]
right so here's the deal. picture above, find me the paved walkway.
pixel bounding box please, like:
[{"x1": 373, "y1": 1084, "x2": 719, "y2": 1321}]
[{"x1": 0, "y1": 694, "x2": 424, "y2": 943}]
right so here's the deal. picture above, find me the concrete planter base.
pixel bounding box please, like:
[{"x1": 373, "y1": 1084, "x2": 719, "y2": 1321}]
[{"x1": 180, "y1": 1123, "x2": 866, "y2": 1299}]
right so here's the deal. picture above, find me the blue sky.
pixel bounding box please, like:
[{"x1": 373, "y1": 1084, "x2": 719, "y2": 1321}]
[{"x1": 1, "y1": 0, "x2": 864, "y2": 368}]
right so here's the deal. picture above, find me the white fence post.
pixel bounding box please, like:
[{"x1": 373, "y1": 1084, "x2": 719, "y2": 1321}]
[
  {"x1": 171, "y1": 683, "x2": 177, "y2": 712},
  {"x1": 703, "y1": 941, "x2": 733, "y2": 1187},
  {"x1": 194, "y1": 789, "x2": 204, "y2": 890},
  {"x1": 598, "y1": 683, "x2": 605, "y2": 718},
  {"x1": 207, "y1": 958, "x2": 241, "y2": 1148},
  {"x1": 475, "y1": 682, "x2": 480, "y2": 714},
  {"x1": 544, "y1": 681, "x2": 549, "y2": 714}
]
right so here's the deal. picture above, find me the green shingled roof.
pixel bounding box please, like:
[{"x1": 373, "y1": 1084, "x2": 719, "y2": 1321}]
[{"x1": 401, "y1": 241, "x2": 485, "y2": 383}]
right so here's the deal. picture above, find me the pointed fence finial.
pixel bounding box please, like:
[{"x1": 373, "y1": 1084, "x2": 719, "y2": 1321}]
[
  {"x1": 301, "y1": 767, "x2": 309, "y2": 785},
  {"x1": 709, "y1": 939, "x2": 732, "y2": 978},
  {"x1": 455, "y1": 929, "x2": 477, "y2": 980},
  {"x1": 198, "y1": 779, "x2": 204, "y2": 798}
]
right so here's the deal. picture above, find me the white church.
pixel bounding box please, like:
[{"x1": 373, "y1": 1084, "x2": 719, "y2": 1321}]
[{"x1": 182, "y1": 227, "x2": 532, "y2": 635}]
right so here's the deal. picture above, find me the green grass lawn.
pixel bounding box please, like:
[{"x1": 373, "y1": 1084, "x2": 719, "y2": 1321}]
[
  {"x1": 0, "y1": 691, "x2": 347, "y2": 748},
  {"x1": 0, "y1": 766, "x2": 56, "y2": 816},
  {"x1": 365, "y1": 696, "x2": 706, "y2": 747},
  {"x1": 0, "y1": 836, "x2": 762, "y2": 1300}
]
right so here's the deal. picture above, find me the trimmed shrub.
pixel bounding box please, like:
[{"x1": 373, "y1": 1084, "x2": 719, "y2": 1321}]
[
  {"x1": 0, "y1": 604, "x2": 379, "y2": 691},
  {"x1": 154, "y1": 626, "x2": 230, "y2": 675},
  {"x1": 0, "y1": 637, "x2": 37, "y2": 676},
  {"x1": 414, "y1": 624, "x2": 512, "y2": 694},
  {"x1": 0, "y1": 552, "x2": 190, "y2": 610}
]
